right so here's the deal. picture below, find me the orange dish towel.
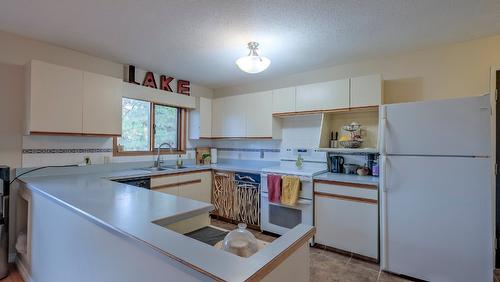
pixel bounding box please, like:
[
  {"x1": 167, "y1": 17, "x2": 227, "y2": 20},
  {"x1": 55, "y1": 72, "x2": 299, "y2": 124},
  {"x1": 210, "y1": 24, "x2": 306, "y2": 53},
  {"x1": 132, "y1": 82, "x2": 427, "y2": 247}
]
[{"x1": 281, "y1": 176, "x2": 300, "y2": 205}]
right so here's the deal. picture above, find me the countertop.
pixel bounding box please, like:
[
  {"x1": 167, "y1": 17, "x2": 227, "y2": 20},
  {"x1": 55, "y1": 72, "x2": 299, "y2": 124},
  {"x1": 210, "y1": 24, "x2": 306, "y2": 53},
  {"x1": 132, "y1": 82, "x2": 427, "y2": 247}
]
[
  {"x1": 17, "y1": 159, "x2": 313, "y2": 281},
  {"x1": 313, "y1": 172, "x2": 379, "y2": 186}
]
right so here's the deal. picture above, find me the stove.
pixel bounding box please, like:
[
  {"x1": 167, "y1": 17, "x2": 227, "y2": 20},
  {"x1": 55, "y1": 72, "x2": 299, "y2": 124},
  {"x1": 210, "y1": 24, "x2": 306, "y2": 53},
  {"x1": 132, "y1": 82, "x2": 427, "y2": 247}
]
[{"x1": 260, "y1": 161, "x2": 326, "y2": 236}]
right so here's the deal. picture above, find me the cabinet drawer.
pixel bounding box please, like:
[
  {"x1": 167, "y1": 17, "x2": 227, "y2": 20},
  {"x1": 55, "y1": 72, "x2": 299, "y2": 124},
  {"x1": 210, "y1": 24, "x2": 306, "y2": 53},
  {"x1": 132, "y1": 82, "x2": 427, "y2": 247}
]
[
  {"x1": 155, "y1": 186, "x2": 179, "y2": 196},
  {"x1": 314, "y1": 181, "x2": 378, "y2": 201},
  {"x1": 151, "y1": 174, "x2": 178, "y2": 188}
]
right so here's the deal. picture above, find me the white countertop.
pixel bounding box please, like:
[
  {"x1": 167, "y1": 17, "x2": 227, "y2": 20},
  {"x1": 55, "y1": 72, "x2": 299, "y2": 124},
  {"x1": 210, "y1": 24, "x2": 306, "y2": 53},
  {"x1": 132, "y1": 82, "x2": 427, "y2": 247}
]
[{"x1": 17, "y1": 160, "x2": 314, "y2": 281}]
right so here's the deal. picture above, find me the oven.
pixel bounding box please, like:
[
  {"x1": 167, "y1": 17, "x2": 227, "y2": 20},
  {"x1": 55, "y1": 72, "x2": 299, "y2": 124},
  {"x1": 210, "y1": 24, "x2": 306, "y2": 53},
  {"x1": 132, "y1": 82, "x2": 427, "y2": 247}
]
[{"x1": 260, "y1": 173, "x2": 313, "y2": 235}]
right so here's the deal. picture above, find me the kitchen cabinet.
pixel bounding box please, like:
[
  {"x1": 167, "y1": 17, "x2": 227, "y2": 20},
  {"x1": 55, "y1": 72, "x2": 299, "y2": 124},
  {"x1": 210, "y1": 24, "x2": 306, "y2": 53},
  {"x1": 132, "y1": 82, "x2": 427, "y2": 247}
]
[
  {"x1": 314, "y1": 180, "x2": 378, "y2": 259},
  {"x1": 151, "y1": 171, "x2": 212, "y2": 203},
  {"x1": 26, "y1": 60, "x2": 84, "y2": 134},
  {"x1": 82, "y1": 71, "x2": 122, "y2": 135},
  {"x1": 245, "y1": 91, "x2": 273, "y2": 137},
  {"x1": 25, "y1": 60, "x2": 122, "y2": 136},
  {"x1": 272, "y1": 87, "x2": 296, "y2": 113},
  {"x1": 178, "y1": 171, "x2": 212, "y2": 203},
  {"x1": 151, "y1": 174, "x2": 179, "y2": 196},
  {"x1": 212, "y1": 95, "x2": 246, "y2": 137},
  {"x1": 189, "y1": 97, "x2": 212, "y2": 139},
  {"x1": 350, "y1": 74, "x2": 383, "y2": 108},
  {"x1": 295, "y1": 79, "x2": 349, "y2": 112}
]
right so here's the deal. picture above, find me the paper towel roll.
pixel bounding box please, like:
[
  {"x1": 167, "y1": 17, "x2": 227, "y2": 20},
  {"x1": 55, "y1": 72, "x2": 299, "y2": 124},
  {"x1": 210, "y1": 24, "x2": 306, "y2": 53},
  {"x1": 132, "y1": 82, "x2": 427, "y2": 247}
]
[{"x1": 210, "y1": 148, "x2": 218, "y2": 164}]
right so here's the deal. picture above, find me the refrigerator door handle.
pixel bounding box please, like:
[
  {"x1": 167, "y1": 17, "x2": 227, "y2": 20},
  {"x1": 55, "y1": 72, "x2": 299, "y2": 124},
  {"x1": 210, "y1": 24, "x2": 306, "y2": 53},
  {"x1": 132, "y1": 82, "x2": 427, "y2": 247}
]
[
  {"x1": 379, "y1": 106, "x2": 387, "y2": 155},
  {"x1": 382, "y1": 157, "x2": 388, "y2": 192}
]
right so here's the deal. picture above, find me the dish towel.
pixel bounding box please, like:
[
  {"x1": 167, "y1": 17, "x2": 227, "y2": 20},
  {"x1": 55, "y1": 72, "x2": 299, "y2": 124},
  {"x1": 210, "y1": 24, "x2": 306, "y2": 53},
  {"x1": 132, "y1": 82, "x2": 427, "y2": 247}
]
[
  {"x1": 281, "y1": 176, "x2": 300, "y2": 205},
  {"x1": 267, "y1": 174, "x2": 282, "y2": 203}
]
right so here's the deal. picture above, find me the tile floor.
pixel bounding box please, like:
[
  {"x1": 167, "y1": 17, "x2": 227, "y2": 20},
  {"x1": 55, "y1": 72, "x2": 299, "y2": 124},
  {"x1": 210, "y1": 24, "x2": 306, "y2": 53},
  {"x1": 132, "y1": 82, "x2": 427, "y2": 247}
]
[{"x1": 211, "y1": 218, "x2": 411, "y2": 282}]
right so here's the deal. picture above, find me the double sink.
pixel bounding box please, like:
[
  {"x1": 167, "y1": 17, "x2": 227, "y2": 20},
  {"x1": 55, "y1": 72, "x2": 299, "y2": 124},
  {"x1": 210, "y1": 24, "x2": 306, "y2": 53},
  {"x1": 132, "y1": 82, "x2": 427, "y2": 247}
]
[{"x1": 140, "y1": 165, "x2": 190, "y2": 172}]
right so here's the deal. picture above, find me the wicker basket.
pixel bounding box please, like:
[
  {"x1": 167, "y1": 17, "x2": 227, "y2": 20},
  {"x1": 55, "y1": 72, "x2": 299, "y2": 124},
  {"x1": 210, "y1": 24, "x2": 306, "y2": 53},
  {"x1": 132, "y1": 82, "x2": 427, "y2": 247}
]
[{"x1": 339, "y1": 140, "x2": 363, "y2": 148}]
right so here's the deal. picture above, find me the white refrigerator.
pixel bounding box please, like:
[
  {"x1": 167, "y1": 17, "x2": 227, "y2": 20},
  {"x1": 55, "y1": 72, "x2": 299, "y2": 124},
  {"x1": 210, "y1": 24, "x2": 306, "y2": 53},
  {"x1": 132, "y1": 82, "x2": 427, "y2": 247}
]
[{"x1": 379, "y1": 95, "x2": 494, "y2": 282}]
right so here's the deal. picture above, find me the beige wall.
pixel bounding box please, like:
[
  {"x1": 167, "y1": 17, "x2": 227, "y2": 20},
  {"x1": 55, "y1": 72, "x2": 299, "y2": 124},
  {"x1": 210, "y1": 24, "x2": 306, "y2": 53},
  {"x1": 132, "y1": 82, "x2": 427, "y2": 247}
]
[
  {"x1": 0, "y1": 30, "x2": 213, "y2": 169},
  {"x1": 215, "y1": 34, "x2": 500, "y2": 104}
]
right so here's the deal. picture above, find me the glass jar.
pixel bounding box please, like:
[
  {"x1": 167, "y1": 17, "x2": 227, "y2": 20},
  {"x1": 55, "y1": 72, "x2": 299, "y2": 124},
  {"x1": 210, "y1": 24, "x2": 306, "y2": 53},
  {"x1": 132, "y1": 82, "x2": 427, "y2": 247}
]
[{"x1": 222, "y1": 223, "x2": 258, "y2": 257}]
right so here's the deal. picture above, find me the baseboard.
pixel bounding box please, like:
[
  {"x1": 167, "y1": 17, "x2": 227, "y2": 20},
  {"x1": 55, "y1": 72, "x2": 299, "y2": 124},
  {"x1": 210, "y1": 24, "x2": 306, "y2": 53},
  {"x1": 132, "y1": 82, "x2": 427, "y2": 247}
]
[{"x1": 15, "y1": 255, "x2": 33, "y2": 282}]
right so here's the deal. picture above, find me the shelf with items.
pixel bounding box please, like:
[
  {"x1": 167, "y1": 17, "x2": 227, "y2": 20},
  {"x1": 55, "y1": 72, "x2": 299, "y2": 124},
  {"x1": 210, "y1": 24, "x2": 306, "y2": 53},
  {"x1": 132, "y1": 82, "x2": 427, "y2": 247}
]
[{"x1": 318, "y1": 107, "x2": 380, "y2": 152}]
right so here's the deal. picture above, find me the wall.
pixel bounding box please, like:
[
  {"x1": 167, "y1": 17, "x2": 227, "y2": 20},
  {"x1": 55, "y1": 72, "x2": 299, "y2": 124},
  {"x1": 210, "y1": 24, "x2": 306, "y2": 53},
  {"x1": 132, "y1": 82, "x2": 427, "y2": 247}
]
[
  {"x1": 0, "y1": 30, "x2": 214, "y2": 168},
  {"x1": 215, "y1": 34, "x2": 500, "y2": 104}
]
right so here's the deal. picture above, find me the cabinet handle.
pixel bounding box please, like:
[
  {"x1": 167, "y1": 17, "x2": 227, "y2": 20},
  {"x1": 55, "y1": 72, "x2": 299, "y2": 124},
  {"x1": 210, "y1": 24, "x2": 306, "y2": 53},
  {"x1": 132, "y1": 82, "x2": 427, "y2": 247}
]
[
  {"x1": 152, "y1": 179, "x2": 202, "y2": 190},
  {"x1": 315, "y1": 192, "x2": 377, "y2": 204}
]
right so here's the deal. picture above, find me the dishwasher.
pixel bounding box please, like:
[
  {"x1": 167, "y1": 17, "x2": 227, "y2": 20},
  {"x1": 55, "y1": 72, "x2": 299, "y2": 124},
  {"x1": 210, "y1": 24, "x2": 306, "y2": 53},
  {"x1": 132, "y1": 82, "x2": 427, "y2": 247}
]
[{"x1": 112, "y1": 176, "x2": 151, "y2": 189}]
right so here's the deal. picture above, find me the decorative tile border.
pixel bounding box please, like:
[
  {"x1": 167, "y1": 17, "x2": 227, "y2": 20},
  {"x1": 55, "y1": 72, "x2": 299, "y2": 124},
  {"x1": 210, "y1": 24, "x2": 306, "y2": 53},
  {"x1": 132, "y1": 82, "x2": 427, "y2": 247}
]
[
  {"x1": 22, "y1": 148, "x2": 113, "y2": 154},
  {"x1": 217, "y1": 148, "x2": 280, "y2": 153},
  {"x1": 21, "y1": 147, "x2": 278, "y2": 154}
]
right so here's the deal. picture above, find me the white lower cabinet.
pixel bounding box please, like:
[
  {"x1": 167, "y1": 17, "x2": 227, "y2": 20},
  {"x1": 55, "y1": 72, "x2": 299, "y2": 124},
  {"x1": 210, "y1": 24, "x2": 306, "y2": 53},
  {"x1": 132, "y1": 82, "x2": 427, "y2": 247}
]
[
  {"x1": 151, "y1": 171, "x2": 212, "y2": 203},
  {"x1": 314, "y1": 181, "x2": 378, "y2": 260}
]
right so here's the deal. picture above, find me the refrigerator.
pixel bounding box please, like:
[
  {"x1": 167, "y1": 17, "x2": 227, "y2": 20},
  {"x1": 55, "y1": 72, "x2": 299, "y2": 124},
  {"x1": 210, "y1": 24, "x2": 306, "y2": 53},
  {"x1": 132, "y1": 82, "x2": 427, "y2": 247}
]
[{"x1": 379, "y1": 95, "x2": 494, "y2": 282}]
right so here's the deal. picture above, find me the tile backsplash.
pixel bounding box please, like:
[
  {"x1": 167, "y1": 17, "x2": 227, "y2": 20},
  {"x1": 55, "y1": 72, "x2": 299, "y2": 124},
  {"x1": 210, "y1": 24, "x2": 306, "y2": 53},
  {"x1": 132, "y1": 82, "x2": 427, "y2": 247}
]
[{"x1": 21, "y1": 115, "x2": 329, "y2": 168}]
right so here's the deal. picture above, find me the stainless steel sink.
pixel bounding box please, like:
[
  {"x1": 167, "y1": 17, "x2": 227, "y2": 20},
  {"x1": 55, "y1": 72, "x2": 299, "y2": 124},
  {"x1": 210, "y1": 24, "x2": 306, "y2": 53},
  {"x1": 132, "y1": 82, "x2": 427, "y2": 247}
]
[{"x1": 139, "y1": 165, "x2": 188, "y2": 172}]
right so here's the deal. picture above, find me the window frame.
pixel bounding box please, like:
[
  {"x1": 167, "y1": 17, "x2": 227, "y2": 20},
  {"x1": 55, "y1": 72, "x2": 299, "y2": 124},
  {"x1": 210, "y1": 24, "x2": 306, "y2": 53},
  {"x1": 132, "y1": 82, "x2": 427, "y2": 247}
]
[{"x1": 113, "y1": 98, "x2": 187, "y2": 156}]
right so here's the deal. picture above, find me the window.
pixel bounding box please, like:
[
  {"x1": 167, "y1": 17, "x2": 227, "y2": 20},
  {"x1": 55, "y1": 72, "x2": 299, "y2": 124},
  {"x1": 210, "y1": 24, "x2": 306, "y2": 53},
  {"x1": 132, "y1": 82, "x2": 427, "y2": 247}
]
[{"x1": 114, "y1": 98, "x2": 186, "y2": 155}]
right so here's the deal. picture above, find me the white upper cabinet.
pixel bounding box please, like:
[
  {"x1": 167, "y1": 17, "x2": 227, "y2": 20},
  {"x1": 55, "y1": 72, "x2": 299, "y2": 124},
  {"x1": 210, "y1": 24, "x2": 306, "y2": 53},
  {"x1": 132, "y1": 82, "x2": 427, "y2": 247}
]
[
  {"x1": 26, "y1": 60, "x2": 84, "y2": 134},
  {"x1": 272, "y1": 87, "x2": 296, "y2": 113},
  {"x1": 25, "y1": 60, "x2": 123, "y2": 136},
  {"x1": 212, "y1": 95, "x2": 246, "y2": 137},
  {"x1": 245, "y1": 91, "x2": 273, "y2": 137},
  {"x1": 295, "y1": 79, "x2": 349, "y2": 112},
  {"x1": 350, "y1": 74, "x2": 383, "y2": 108},
  {"x1": 189, "y1": 97, "x2": 212, "y2": 139},
  {"x1": 82, "y1": 72, "x2": 122, "y2": 135}
]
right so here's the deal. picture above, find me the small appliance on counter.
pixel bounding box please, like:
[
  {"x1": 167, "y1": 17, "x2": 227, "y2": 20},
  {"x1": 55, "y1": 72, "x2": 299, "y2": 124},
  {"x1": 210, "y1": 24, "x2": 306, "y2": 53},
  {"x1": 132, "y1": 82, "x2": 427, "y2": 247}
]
[{"x1": 330, "y1": 156, "x2": 344, "y2": 173}]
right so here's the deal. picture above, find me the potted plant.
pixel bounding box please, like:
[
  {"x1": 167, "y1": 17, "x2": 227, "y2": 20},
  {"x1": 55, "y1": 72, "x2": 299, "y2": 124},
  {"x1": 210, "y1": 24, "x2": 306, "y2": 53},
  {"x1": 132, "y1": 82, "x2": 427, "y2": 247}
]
[{"x1": 201, "y1": 153, "x2": 211, "y2": 165}]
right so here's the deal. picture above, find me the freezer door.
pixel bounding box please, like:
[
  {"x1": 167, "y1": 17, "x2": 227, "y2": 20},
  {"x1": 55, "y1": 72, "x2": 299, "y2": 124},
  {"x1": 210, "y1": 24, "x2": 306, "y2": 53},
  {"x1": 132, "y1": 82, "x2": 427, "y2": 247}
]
[
  {"x1": 382, "y1": 95, "x2": 491, "y2": 156},
  {"x1": 381, "y1": 156, "x2": 493, "y2": 282}
]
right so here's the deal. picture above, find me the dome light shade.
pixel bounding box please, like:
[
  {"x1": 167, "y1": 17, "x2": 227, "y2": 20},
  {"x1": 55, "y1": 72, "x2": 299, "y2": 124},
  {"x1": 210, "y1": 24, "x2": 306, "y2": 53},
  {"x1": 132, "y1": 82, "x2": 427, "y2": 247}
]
[{"x1": 235, "y1": 42, "x2": 271, "y2": 74}]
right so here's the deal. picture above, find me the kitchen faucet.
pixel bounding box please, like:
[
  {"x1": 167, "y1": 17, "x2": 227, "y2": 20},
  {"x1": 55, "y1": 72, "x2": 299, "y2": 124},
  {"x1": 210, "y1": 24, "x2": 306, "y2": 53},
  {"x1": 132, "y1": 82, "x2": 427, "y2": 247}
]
[{"x1": 155, "y1": 142, "x2": 173, "y2": 168}]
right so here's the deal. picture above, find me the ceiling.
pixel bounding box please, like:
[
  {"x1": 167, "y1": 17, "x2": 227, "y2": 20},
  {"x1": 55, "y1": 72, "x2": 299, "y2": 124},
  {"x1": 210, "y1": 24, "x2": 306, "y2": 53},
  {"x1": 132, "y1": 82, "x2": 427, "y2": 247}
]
[{"x1": 0, "y1": 0, "x2": 499, "y2": 88}]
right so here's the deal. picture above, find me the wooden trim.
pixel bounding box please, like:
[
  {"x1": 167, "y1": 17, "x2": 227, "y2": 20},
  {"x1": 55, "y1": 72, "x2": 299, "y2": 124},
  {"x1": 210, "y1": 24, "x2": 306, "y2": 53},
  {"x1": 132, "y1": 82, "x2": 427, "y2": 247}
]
[
  {"x1": 151, "y1": 179, "x2": 202, "y2": 190},
  {"x1": 150, "y1": 169, "x2": 212, "y2": 178},
  {"x1": 177, "y1": 179, "x2": 201, "y2": 187},
  {"x1": 273, "y1": 108, "x2": 348, "y2": 117},
  {"x1": 112, "y1": 100, "x2": 187, "y2": 157},
  {"x1": 348, "y1": 105, "x2": 380, "y2": 112},
  {"x1": 245, "y1": 227, "x2": 316, "y2": 281},
  {"x1": 200, "y1": 136, "x2": 273, "y2": 140},
  {"x1": 314, "y1": 191, "x2": 378, "y2": 204},
  {"x1": 272, "y1": 105, "x2": 379, "y2": 117},
  {"x1": 29, "y1": 131, "x2": 120, "y2": 137},
  {"x1": 314, "y1": 179, "x2": 377, "y2": 190}
]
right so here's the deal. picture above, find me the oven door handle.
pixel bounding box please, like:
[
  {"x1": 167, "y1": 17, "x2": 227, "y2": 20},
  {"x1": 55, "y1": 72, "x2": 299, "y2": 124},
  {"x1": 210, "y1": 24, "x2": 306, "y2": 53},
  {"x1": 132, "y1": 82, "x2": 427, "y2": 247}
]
[{"x1": 261, "y1": 193, "x2": 312, "y2": 207}]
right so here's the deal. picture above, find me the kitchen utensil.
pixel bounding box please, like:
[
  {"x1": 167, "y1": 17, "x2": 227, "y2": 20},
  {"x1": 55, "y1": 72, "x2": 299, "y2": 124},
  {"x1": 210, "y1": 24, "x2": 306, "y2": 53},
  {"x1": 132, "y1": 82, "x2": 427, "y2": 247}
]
[
  {"x1": 343, "y1": 163, "x2": 360, "y2": 174},
  {"x1": 331, "y1": 156, "x2": 345, "y2": 173}
]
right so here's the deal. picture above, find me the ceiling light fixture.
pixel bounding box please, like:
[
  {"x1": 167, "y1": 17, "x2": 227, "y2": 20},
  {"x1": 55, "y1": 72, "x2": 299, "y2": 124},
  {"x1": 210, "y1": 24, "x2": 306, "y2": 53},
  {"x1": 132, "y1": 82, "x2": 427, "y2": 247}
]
[{"x1": 235, "y1": 42, "x2": 271, "y2": 74}]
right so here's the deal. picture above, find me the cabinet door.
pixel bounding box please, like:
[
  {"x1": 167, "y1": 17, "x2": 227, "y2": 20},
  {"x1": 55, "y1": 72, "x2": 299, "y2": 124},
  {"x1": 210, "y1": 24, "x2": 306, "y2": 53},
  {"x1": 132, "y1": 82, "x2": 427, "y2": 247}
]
[
  {"x1": 211, "y1": 98, "x2": 224, "y2": 137},
  {"x1": 199, "y1": 97, "x2": 212, "y2": 138},
  {"x1": 212, "y1": 95, "x2": 246, "y2": 137},
  {"x1": 272, "y1": 87, "x2": 296, "y2": 113},
  {"x1": 82, "y1": 72, "x2": 122, "y2": 135},
  {"x1": 315, "y1": 192, "x2": 378, "y2": 259},
  {"x1": 295, "y1": 79, "x2": 349, "y2": 112},
  {"x1": 28, "y1": 60, "x2": 83, "y2": 134},
  {"x1": 350, "y1": 74, "x2": 382, "y2": 108},
  {"x1": 178, "y1": 171, "x2": 212, "y2": 203},
  {"x1": 245, "y1": 91, "x2": 273, "y2": 137}
]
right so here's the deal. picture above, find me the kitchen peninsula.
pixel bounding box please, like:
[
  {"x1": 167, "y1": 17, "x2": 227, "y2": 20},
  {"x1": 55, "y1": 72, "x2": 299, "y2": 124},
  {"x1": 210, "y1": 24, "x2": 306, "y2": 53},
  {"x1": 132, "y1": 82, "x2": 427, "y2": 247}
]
[{"x1": 14, "y1": 163, "x2": 314, "y2": 282}]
